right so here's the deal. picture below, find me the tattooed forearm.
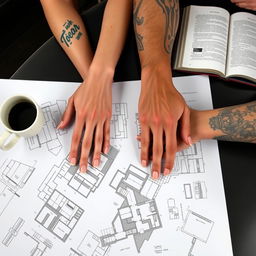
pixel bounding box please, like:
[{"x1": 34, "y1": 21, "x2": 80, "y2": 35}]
[
  {"x1": 133, "y1": 0, "x2": 144, "y2": 51},
  {"x1": 209, "y1": 101, "x2": 256, "y2": 143},
  {"x1": 155, "y1": 0, "x2": 179, "y2": 54},
  {"x1": 60, "y1": 20, "x2": 83, "y2": 47}
]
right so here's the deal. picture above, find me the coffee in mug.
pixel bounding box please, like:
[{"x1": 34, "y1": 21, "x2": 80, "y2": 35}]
[{"x1": 0, "y1": 95, "x2": 44, "y2": 150}]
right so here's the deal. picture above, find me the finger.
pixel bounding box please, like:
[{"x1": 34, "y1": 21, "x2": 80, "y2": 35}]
[
  {"x1": 69, "y1": 115, "x2": 85, "y2": 166},
  {"x1": 103, "y1": 119, "x2": 111, "y2": 154},
  {"x1": 57, "y1": 97, "x2": 75, "y2": 129},
  {"x1": 152, "y1": 127, "x2": 163, "y2": 180},
  {"x1": 164, "y1": 123, "x2": 177, "y2": 176},
  {"x1": 92, "y1": 122, "x2": 104, "y2": 167},
  {"x1": 80, "y1": 123, "x2": 95, "y2": 172},
  {"x1": 180, "y1": 107, "x2": 192, "y2": 146},
  {"x1": 140, "y1": 124, "x2": 150, "y2": 167},
  {"x1": 231, "y1": 0, "x2": 246, "y2": 3}
]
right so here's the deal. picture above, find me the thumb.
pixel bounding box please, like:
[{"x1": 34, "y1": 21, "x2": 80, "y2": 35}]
[
  {"x1": 57, "y1": 97, "x2": 75, "y2": 129},
  {"x1": 180, "y1": 107, "x2": 192, "y2": 146}
]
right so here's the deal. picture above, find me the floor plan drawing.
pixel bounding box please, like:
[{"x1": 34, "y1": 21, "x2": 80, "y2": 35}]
[
  {"x1": 38, "y1": 146, "x2": 119, "y2": 202},
  {"x1": 167, "y1": 198, "x2": 180, "y2": 220},
  {"x1": 24, "y1": 230, "x2": 53, "y2": 256},
  {"x1": 172, "y1": 142, "x2": 205, "y2": 175},
  {"x1": 76, "y1": 230, "x2": 109, "y2": 256},
  {"x1": 26, "y1": 100, "x2": 68, "y2": 156},
  {"x1": 100, "y1": 164, "x2": 162, "y2": 253},
  {"x1": 0, "y1": 78, "x2": 234, "y2": 256},
  {"x1": 181, "y1": 211, "x2": 214, "y2": 256},
  {"x1": 0, "y1": 159, "x2": 35, "y2": 216},
  {"x1": 2, "y1": 217, "x2": 25, "y2": 247},
  {"x1": 111, "y1": 103, "x2": 128, "y2": 139},
  {"x1": 35, "y1": 189, "x2": 84, "y2": 242}
]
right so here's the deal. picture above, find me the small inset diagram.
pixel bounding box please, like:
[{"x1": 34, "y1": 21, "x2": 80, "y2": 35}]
[
  {"x1": 194, "y1": 181, "x2": 207, "y2": 199},
  {"x1": 35, "y1": 189, "x2": 84, "y2": 242},
  {"x1": 2, "y1": 217, "x2": 25, "y2": 247},
  {"x1": 181, "y1": 211, "x2": 214, "y2": 256},
  {"x1": 0, "y1": 159, "x2": 35, "y2": 216},
  {"x1": 110, "y1": 103, "x2": 128, "y2": 139},
  {"x1": 38, "y1": 146, "x2": 119, "y2": 201},
  {"x1": 26, "y1": 100, "x2": 68, "y2": 156},
  {"x1": 173, "y1": 142, "x2": 205, "y2": 175},
  {"x1": 24, "y1": 230, "x2": 53, "y2": 256},
  {"x1": 135, "y1": 113, "x2": 141, "y2": 149},
  {"x1": 184, "y1": 184, "x2": 193, "y2": 199},
  {"x1": 70, "y1": 230, "x2": 109, "y2": 256},
  {"x1": 167, "y1": 198, "x2": 179, "y2": 220},
  {"x1": 100, "y1": 164, "x2": 162, "y2": 253}
]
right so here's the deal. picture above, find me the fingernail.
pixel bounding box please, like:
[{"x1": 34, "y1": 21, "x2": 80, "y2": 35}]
[
  {"x1": 187, "y1": 136, "x2": 193, "y2": 146},
  {"x1": 69, "y1": 157, "x2": 76, "y2": 166},
  {"x1": 152, "y1": 171, "x2": 159, "y2": 180},
  {"x1": 164, "y1": 168, "x2": 170, "y2": 176},
  {"x1": 57, "y1": 121, "x2": 63, "y2": 129},
  {"x1": 80, "y1": 165, "x2": 87, "y2": 173},
  {"x1": 93, "y1": 159, "x2": 99, "y2": 167},
  {"x1": 141, "y1": 160, "x2": 147, "y2": 167},
  {"x1": 104, "y1": 146, "x2": 109, "y2": 154}
]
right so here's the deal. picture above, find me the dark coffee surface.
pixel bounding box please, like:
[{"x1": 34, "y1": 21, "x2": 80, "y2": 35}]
[{"x1": 8, "y1": 102, "x2": 36, "y2": 131}]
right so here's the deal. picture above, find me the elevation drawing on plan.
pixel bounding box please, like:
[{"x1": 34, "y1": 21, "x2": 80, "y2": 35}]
[
  {"x1": 0, "y1": 159, "x2": 35, "y2": 216},
  {"x1": 2, "y1": 217, "x2": 25, "y2": 247},
  {"x1": 38, "y1": 146, "x2": 119, "y2": 201},
  {"x1": 26, "y1": 100, "x2": 67, "y2": 156},
  {"x1": 100, "y1": 164, "x2": 162, "y2": 253},
  {"x1": 35, "y1": 189, "x2": 84, "y2": 242}
]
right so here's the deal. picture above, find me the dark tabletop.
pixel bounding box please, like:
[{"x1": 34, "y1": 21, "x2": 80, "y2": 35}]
[{"x1": 11, "y1": 1, "x2": 256, "y2": 255}]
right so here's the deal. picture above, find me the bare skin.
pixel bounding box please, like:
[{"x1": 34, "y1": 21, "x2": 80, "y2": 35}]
[
  {"x1": 231, "y1": 0, "x2": 256, "y2": 11},
  {"x1": 178, "y1": 101, "x2": 256, "y2": 151},
  {"x1": 133, "y1": 0, "x2": 191, "y2": 179},
  {"x1": 41, "y1": 0, "x2": 132, "y2": 172}
]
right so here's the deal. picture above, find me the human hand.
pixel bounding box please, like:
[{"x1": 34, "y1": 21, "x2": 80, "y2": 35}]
[
  {"x1": 139, "y1": 64, "x2": 191, "y2": 179},
  {"x1": 231, "y1": 0, "x2": 256, "y2": 10},
  {"x1": 57, "y1": 65, "x2": 114, "y2": 172}
]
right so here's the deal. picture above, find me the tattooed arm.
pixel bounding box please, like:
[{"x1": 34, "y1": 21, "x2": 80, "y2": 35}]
[
  {"x1": 177, "y1": 101, "x2": 256, "y2": 151},
  {"x1": 133, "y1": 0, "x2": 191, "y2": 179},
  {"x1": 40, "y1": 0, "x2": 93, "y2": 79}
]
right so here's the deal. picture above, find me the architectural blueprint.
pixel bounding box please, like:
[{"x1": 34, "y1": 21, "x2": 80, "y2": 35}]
[{"x1": 0, "y1": 77, "x2": 233, "y2": 255}]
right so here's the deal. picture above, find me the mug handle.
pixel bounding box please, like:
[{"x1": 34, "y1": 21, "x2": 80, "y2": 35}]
[{"x1": 0, "y1": 130, "x2": 20, "y2": 151}]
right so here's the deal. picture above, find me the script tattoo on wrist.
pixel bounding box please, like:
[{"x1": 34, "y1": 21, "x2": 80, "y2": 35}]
[
  {"x1": 133, "y1": 0, "x2": 144, "y2": 51},
  {"x1": 209, "y1": 102, "x2": 256, "y2": 143},
  {"x1": 60, "y1": 20, "x2": 83, "y2": 48},
  {"x1": 156, "y1": 0, "x2": 179, "y2": 54}
]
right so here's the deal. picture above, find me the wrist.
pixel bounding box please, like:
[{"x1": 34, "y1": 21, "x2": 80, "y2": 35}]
[
  {"x1": 88, "y1": 62, "x2": 115, "y2": 82},
  {"x1": 141, "y1": 61, "x2": 173, "y2": 88},
  {"x1": 190, "y1": 109, "x2": 224, "y2": 142}
]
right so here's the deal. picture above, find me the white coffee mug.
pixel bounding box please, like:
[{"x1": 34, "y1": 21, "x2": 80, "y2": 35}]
[{"x1": 0, "y1": 95, "x2": 44, "y2": 151}]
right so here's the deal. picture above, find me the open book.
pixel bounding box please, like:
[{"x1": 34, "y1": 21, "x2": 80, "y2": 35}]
[{"x1": 174, "y1": 5, "x2": 256, "y2": 86}]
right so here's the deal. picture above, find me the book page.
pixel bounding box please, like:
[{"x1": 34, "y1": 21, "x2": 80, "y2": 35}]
[
  {"x1": 181, "y1": 6, "x2": 230, "y2": 75},
  {"x1": 226, "y1": 12, "x2": 256, "y2": 81},
  {"x1": 0, "y1": 77, "x2": 233, "y2": 256}
]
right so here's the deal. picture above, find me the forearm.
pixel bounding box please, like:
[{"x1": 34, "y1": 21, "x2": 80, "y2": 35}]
[
  {"x1": 91, "y1": 0, "x2": 132, "y2": 72},
  {"x1": 40, "y1": 0, "x2": 93, "y2": 79},
  {"x1": 133, "y1": 0, "x2": 179, "y2": 71},
  {"x1": 191, "y1": 101, "x2": 256, "y2": 143}
]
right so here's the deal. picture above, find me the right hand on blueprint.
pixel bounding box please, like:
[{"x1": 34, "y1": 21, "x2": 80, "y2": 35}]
[{"x1": 57, "y1": 65, "x2": 114, "y2": 172}]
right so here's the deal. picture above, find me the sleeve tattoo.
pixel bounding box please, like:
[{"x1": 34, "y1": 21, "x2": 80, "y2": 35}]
[
  {"x1": 156, "y1": 0, "x2": 179, "y2": 54},
  {"x1": 133, "y1": 0, "x2": 144, "y2": 51},
  {"x1": 209, "y1": 102, "x2": 256, "y2": 143}
]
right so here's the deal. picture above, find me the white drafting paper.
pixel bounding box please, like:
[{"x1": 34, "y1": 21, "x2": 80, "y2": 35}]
[{"x1": 0, "y1": 76, "x2": 233, "y2": 256}]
